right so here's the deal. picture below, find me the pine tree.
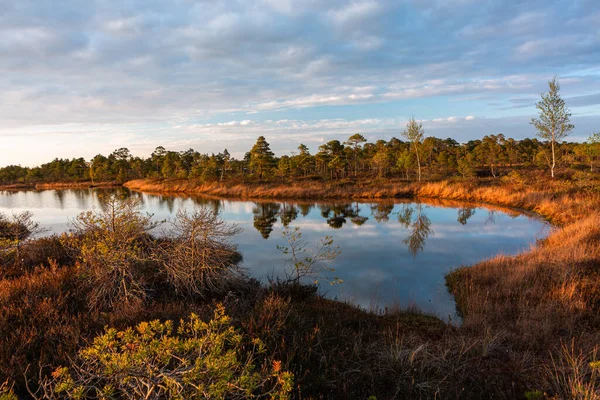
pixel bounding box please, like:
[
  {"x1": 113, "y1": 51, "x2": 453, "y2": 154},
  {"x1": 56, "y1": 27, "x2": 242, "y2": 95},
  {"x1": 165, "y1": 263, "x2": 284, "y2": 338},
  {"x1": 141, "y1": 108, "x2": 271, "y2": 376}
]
[
  {"x1": 345, "y1": 133, "x2": 367, "y2": 176},
  {"x1": 249, "y1": 136, "x2": 275, "y2": 180}
]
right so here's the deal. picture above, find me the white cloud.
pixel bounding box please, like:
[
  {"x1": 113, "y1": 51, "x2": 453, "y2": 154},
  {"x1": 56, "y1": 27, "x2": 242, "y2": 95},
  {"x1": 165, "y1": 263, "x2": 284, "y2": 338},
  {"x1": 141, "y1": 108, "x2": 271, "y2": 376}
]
[
  {"x1": 0, "y1": 27, "x2": 56, "y2": 52},
  {"x1": 261, "y1": 0, "x2": 295, "y2": 15},
  {"x1": 329, "y1": 1, "x2": 381, "y2": 26},
  {"x1": 103, "y1": 17, "x2": 142, "y2": 35},
  {"x1": 352, "y1": 35, "x2": 383, "y2": 51},
  {"x1": 0, "y1": 0, "x2": 599, "y2": 167}
]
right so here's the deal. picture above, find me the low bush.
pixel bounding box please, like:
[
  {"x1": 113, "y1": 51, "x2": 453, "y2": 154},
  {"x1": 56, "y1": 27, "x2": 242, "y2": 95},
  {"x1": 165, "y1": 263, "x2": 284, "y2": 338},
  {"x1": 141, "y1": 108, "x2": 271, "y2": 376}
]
[
  {"x1": 0, "y1": 264, "x2": 91, "y2": 391},
  {"x1": 160, "y1": 208, "x2": 246, "y2": 298},
  {"x1": 36, "y1": 305, "x2": 293, "y2": 399}
]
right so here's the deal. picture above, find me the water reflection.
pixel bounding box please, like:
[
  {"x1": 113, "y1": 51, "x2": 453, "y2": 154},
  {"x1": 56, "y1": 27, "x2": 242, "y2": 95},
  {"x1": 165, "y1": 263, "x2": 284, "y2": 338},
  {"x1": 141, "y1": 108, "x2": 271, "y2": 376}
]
[
  {"x1": 253, "y1": 203, "x2": 280, "y2": 239},
  {"x1": 487, "y1": 210, "x2": 497, "y2": 224},
  {"x1": 404, "y1": 204, "x2": 433, "y2": 256},
  {"x1": 0, "y1": 189, "x2": 550, "y2": 320},
  {"x1": 350, "y1": 202, "x2": 368, "y2": 226},
  {"x1": 279, "y1": 203, "x2": 299, "y2": 227},
  {"x1": 53, "y1": 190, "x2": 66, "y2": 209},
  {"x1": 457, "y1": 206, "x2": 476, "y2": 225},
  {"x1": 319, "y1": 203, "x2": 359, "y2": 229},
  {"x1": 370, "y1": 203, "x2": 394, "y2": 223}
]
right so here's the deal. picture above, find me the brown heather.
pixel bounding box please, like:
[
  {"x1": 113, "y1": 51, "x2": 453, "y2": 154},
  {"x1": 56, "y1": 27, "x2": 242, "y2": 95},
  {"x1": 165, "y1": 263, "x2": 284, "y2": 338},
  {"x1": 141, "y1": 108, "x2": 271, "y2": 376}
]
[
  {"x1": 123, "y1": 173, "x2": 600, "y2": 397},
  {"x1": 1, "y1": 172, "x2": 600, "y2": 398}
]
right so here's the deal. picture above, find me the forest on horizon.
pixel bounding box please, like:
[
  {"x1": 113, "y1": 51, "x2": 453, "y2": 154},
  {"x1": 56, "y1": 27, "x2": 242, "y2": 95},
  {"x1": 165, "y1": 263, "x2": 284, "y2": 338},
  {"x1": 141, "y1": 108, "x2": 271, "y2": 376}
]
[{"x1": 1, "y1": 131, "x2": 599, "y2": 186}]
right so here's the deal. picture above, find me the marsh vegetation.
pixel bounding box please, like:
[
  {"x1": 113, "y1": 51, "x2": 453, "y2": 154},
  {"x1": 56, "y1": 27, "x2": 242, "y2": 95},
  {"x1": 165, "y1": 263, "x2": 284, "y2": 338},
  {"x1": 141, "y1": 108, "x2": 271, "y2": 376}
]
[{"x1": 1, "y1": 79, "x2": 599, "y2": 399}]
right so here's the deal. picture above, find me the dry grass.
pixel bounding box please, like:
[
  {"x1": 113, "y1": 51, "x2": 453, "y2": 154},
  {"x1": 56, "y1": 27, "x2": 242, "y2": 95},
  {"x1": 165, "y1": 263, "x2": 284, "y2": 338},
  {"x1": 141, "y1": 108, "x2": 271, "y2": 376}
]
[
  {"x1": 0, "y1": 181, "x2": 120, "y2": 191},
  {"x1": 125, "y1": 174, "x2": 599, "y2": 225},
  {"x1": 34, "y1": 181, "x2": 120, "y2": 189},
  {"x1": 125, "y1": 172, "x2": 600, "y2": 397},
  {"x1": 124, "y1": 177, "x2": 417, "y2": 200},
  {"x1": 0, "y1": 264, "x2": 90, "y2": 390},
  {"x1": 448, "y1": 213, "x2": 600, "y2": 338},
  {"x1": 2, "y1": 172, "x2": 600, "y2": 398}
]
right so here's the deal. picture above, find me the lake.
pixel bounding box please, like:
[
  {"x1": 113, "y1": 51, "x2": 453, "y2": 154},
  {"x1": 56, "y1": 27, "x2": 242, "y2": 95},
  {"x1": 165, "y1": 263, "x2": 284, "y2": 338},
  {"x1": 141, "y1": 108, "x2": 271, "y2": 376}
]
[{"x1": 0, "y1": 188, "x2": 549, "y2": 321}]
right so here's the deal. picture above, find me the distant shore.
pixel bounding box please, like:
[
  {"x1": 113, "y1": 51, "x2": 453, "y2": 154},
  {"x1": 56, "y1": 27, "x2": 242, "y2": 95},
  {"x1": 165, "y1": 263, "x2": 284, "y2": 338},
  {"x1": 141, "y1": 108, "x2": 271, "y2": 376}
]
[{"x1": 0, "y1": 181, "x2": 121, "y2": 191}]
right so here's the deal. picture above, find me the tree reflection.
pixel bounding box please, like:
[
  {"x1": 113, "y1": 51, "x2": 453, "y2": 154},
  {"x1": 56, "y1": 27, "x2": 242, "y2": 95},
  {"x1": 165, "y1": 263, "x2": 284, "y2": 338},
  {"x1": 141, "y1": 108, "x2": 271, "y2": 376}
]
[
  {"x1": 53, "y1": 189, "x2": 66, "y2": 209},
  {"x1": 350, "y1": 202, "x2": 368, "y2": 226},
  {"x1": 252, "y1": 202, "x2": 280, "y2": 239},
  {"x1": 457, "y1": 206, "x2": 476, "y2": 225},
  {"x1": 191, "y1": 197, "x2": 222, "y2": 214},
  {"x1": 279, "y1": 203, "x2": 299, "y2": 227},
  {"x1": 401, "y1": 203, "x2": 433, "y2": 256},
  {"x1": 319, "y1": 203, "x2": 358, "y2": 229},
  {"x1": 96, "y1": 189, "x2": 131, "y2": 211},
  {"x1": 298, "y1": 203, "x2": 313, "y2": 217},
  {"x1": 397, "y1": 203, "x2": 414, "y2": 228},
  {"x1": 350, "y1": 215, "x2": 368, "y2": 226},
  {"x1": 157, "y1": 195, "x2": 176, "y2": 213},
  {"x1": 74, "y1": 189, "x2": 90, "y2": 209},
  {"x1": 370, "y1": 203, "x2": 394, "y2": 223}
]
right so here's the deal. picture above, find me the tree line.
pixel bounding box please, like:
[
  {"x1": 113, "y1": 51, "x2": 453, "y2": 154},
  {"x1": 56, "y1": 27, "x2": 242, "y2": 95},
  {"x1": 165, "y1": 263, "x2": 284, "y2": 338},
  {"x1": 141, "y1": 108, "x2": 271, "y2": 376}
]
[
  {"x1": 2, "y1": 131, "x2": 598, "y2": 185},
  {"x1": 1, "y1": 78, "x2": 599, "y2": 185}
]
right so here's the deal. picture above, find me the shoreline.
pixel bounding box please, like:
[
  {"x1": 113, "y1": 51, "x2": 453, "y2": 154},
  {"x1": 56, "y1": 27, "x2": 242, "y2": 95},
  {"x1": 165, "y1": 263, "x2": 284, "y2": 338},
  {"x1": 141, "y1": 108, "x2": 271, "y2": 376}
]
[
  {"x1": 4, "y1": 176, "x2": 589, "y2": 226},
  {"x1": 0, "y1": 181, "x2": 121, "y2": 191},
  {"x1": 125, "y1": 184, "x2": 547, "y2": 226},
  {"x1": 123, "y1": 177, "x2": 586, "y2": 225}
]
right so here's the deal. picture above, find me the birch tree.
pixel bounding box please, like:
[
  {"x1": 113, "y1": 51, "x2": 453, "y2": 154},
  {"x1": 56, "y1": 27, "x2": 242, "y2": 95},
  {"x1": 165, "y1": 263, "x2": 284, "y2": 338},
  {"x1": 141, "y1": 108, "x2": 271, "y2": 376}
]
[
  {"x1": 402, "y1": 117, "x2": 425, "y2": 181},
  {"x1": 530, "y1": 77, "x2": 574, "y2": 178}
]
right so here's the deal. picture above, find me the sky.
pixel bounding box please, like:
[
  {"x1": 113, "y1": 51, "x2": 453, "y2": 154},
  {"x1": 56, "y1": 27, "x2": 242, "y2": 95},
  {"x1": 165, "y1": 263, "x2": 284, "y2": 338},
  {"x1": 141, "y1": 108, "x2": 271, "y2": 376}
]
[{"x1": 1, "y1": 0, "x2": 599, "y2": 167}]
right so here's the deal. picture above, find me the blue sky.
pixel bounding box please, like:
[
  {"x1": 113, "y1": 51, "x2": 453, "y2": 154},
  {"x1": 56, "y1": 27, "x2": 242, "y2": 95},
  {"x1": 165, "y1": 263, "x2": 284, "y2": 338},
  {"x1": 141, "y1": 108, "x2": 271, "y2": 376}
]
[{"x1": 1, "y1": 0, "x2": 599, "y2": 166}]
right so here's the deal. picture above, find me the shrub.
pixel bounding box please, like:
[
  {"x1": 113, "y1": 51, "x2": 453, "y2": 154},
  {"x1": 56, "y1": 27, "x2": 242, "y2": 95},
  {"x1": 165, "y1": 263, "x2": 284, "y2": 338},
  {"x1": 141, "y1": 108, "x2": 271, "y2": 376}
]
[
  {"x1": 38, "y1": 305, "x2": 293, "y2": 399},
  {"x1": 277, "y1": 226, "x2": 340, "y2": 285},
  {"x1": 501, "y1": 170, "x2": 525, "y2": 189},
  {"x1": 0, "y1": 381, "x2": 17, "y2": 400},
  {"x1": 160, "y1": 208, "x2": 245, "y2": 298},
  {"x1": 0, "y1": 211, "x2": 44, "y2": 271},
  {"x1": 64, "y1": 195, "x2": 160, "y2": 310},
  {"x1": 545, "y1": 341, "x2": 599, "y2": 399},
  {"x1": 0, "y1": 264, "x2": 88, "y2": 392}
]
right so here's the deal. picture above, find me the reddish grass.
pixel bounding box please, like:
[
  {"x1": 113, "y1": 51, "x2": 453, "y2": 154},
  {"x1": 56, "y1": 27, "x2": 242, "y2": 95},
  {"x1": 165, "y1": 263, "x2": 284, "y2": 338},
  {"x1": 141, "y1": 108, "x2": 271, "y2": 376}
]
[
  {"x1": 125, "y1": 173, "x2": 600, "y2": 397},
  {"x1": 2, "y1": 173, "x2": 600, "y2": 398}
]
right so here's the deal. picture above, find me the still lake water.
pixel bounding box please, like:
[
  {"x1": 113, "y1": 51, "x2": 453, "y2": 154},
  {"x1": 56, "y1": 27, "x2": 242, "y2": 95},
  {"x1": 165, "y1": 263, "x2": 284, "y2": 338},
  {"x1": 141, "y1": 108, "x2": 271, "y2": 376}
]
[{"x1": 0, "y1": 188, "x2": 549, "y2": 321}]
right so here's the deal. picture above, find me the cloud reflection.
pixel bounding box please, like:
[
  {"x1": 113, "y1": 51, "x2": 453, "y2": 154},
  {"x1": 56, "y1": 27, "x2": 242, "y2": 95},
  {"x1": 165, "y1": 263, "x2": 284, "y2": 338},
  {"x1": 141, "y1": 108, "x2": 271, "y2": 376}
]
[{"x1": 0, "y1": 189, "x2": 549, "y2": 319}]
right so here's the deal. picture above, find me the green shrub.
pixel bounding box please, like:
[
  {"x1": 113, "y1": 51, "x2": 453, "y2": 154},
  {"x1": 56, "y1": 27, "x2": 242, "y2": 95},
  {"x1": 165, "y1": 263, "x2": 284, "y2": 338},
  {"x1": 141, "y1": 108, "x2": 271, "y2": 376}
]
[
  {"x1": 39, "y1": 305, "x2": 293, "y2": 399},
  {"x1": 0, "y1": 381, "x2": 17, "y2": 400},
  {"x1": 501, "y1": 170, "x2": 525, "y2": 188},
  {"x1": 524, "y1": 390, "x2": 544, "y2": 400}
]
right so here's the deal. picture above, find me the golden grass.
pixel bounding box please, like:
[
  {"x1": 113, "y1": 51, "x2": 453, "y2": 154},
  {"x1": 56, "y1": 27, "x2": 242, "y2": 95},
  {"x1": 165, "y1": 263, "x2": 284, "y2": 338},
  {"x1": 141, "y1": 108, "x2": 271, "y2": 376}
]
[
  {"x1": 34, "y1": 181, "x2": 120, "y2": 189},
  {"x1": 2, "y1": 173, "x2": 599, "y2": 397},
  {"x1": 125, "y1": 175, "x2": 599, "y2": 224},
  {"x1": 125, "y1": 173, "x2": 600, "y2": 396},
  {"x1": 0, "y1": 181, "x2": 121, "y2": 191},
  {"x1": 124, "y1": 178, "x2": 417, "y2": 200}
]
